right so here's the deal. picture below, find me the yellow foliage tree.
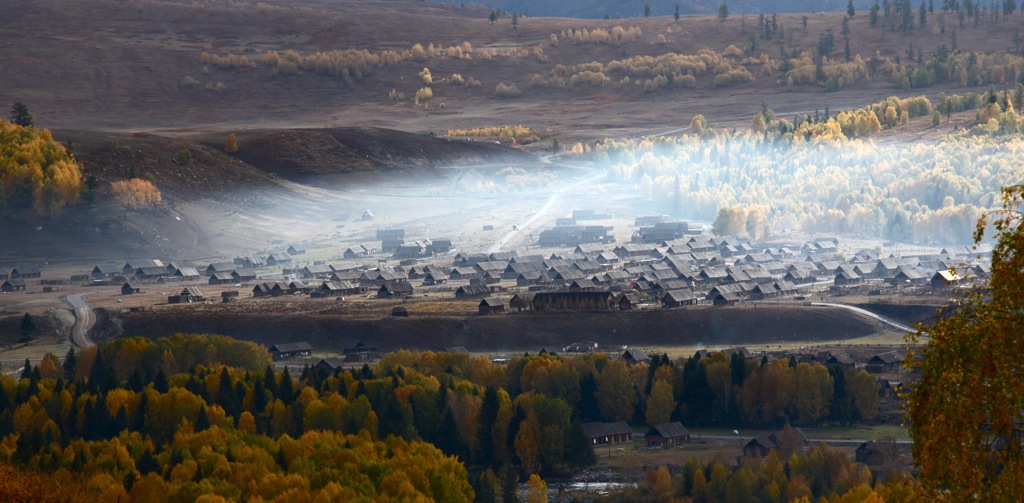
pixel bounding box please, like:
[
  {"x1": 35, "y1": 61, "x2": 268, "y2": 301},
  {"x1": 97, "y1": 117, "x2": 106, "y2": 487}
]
[
  {"x1": 0, "y1": 120, "x2": 82, "y2": 217},
  {"x1": 907, "y1": 184, "x2": 1024, "y2": 500},
  {"x1": 225, "y1": 133, "x2": 238, "y2": 153},
  {"x1": 110, "y1": 178, "x2": 161, "y2": 218}
]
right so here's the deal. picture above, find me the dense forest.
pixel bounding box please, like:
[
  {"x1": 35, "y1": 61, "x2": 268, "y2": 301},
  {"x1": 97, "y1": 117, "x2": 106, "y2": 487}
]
[{"x1": 0, "y1": 332, "x2": 889, "y2": 501}]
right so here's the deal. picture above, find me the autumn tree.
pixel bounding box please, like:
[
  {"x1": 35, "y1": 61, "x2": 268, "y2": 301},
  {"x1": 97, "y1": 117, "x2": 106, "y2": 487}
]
[
  {"x1": 225, "y1": 133, "x2": 238, "y2": 153},
  {"x1": 645, "y1": 380, "x2": 675, "y2": 425},
  {"x1": 907, "y1": 183, "x2": 1024, "y2": 500},
  {"x1": 596, "y1": 359, "x2": 636, "y2": 422},
  {"x1": 110, "y1": 178, "x2": 161, "y2": 219},
  {"x1": 0, "y1": 121, "x2": 82, "y2": 217}
]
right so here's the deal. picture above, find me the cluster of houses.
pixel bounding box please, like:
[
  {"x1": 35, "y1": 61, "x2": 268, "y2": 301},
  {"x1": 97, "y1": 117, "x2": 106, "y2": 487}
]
[{"x1": 0, "y1": 266, "x2": 42, "y2": 292}]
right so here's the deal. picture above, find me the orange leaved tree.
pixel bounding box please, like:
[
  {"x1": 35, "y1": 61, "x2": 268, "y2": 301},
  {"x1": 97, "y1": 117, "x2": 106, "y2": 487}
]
[
  {"x1": 110, "y1": 178, "x2": 161, "y2": 219},
  {"x1": 907, "y1": 184, "x2": 1024, "y2": 500}
]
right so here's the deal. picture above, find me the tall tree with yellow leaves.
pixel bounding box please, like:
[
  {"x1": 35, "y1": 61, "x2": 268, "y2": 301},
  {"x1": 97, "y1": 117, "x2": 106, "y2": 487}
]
[{"x1": 907, "y1": 183, "x2": 1024, "y2": 500}]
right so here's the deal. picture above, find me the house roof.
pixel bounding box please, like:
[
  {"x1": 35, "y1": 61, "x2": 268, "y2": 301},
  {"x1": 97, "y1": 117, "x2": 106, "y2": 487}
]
[
  {"x1": 270, "y1": 342, "x2": 314, "y2": 353},
  {"x1": 623, "y1": 347, "x2": 650, "y2": 362},
  {"x1": 648, "y1": 422, "x2": 690, "y2": 439},
  {"x1": 480, "y1": 297, "x2": 505, "y2": 307}
]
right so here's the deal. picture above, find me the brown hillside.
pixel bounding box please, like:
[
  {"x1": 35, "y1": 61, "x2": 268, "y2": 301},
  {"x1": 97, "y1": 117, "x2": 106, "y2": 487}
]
[{"x1": 2, "y1": 0, "x2": 1022, "y2": 133}]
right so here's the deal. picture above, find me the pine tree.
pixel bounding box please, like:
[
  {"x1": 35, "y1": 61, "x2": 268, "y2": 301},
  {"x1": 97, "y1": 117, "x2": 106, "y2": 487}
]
[
  {"x1": 674, "y1": 2, "x2": 680, "y2": 21},
  {"x1": 848, "y1": 0, "x2": 856, "y2": 16},
  {"x1": 9, "y1": 102, "x2": 32, "y2": 127},
  {"x1": 20, "y1": 358, "x2": 32, "y2": 380},
  {"x1": 718, "y1": 2, "x2": 729, "y2": 22}
]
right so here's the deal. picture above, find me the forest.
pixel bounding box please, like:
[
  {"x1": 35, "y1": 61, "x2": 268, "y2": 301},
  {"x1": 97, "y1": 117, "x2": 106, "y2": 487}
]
[
  {"x1": 0, "y1": 332, "x2": 890, "y2": 501},
  {"x1": 586, "y1": 91, "x2": 1024, "y2": 244}
]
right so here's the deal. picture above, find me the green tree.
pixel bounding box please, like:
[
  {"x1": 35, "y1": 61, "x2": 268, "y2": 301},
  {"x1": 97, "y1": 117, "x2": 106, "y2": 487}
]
[
  {"x1": 848, "y1": 0, "x2": 856, "y2": 17},
  {"x1": 19, "y1": 313, "x2": 35, "y2": 337},
  {"x1": 9, "y1": 102, "x2": 33, "y2": 127},
  {"x1": 511, "y1": 11, "x2": 519, "y2": 29},
  {"x1": 718, "y1": 2, "x2": 729, "y2": 22},
  {"x1": 644, "y1": 1, "x2": 651, "y2": 17},
  {"x1": 870, "y1": 2, "x2": 880, "y2": 26},
  {"x1": 674, "y1": 3, "x2": 680, "y2": 21},
  {"x1": 907, "y1": 184, "x2": 1024, "y2": 500}
]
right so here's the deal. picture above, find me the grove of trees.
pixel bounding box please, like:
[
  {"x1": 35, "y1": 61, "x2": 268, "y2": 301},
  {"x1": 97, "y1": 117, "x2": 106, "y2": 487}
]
[
  {"x1": 0, "y1": 119, "x2": 83, "y2": 217},
  {"x1": 596, "y1": 93, "x2": 1024, "y2": 243}
]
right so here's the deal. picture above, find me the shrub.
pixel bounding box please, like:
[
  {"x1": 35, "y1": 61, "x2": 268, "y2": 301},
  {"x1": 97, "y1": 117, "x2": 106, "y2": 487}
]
[{"x1": 494, "y1": 82, "x2": 522, "y2": 98}]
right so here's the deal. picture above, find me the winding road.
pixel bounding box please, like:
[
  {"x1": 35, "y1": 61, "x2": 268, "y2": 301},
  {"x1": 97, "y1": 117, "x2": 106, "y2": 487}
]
[
  {"x1": 65, "y1": 292, "x2": 97, "y2": 348},
  {"x1": 810, "y1": 302, "x2": 916, "y2": 333}
]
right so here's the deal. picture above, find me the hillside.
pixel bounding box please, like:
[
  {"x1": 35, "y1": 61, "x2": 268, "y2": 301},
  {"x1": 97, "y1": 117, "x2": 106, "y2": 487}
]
[
  {"x1": 2, "y1": 0, "x2": 1022, "y2": 134},
  {"x1": 0, "y1": 127, "x2": 532, "y2": 263},
  {"x1": 116, "y1": 304, "x2": 886, "y2": 351},
  {"x1": 443, "y1": 0, "x2": 871, "y2": 19}
]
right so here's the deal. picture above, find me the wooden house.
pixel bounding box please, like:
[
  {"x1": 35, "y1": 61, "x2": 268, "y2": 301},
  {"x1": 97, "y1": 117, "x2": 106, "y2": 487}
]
[
  {"x1": 743, "y1": 437, "x2": 776, "y2": 458},
  {"x1": 135, "y1": 266, "x2": 170, "y2": 280},
  {"x1": 866, "y1": 352, "x2": 903, "y2": 373},
  {"x1": 531, "y1": 291, "x2": 613, "y2": 311},
  {"x1": 209, "y1": 272, "x2": 235, "y2": 285},
  {"x1": 931, "y1": 269, "x2": 962, "y2": 288},
  {"x1": 707, "y1": 290, "x2": 740, "y2": 306},
  {"x1": 834, "y1": 270, "x2": 862, "y2": 286},
  {"x1": 231, "y1": 270, "x2": 257, "y2": 282},
  {"x1": 266, "y1": 252, "x2": 294, "y2": 266},
  {"x1": 91, "y1": 265, "x2": 120, "y2": 279},
  {"x1": 315, "y1": 357, "x2": 347, "y2": 376},
  {"x1": 661, "y1": 289, "x2": 698, "y2": 308},
  {"x1": 423, "y1": 271, "x2": 448, "y2": 285},
  {"x1": 455, "y1": 284, "x2": 491, "y2": 300},
  {"x1": 479, "y1": 297, "x2": 506, "y2": 315},
  {"x1": 10, "y1": 266, "x2": 41, "y2": 279},
  {"x1": 121, "y1": 282, "x2": 140, "y2": 295},
  {"x1": 378, "y1": 280, "x2": 413, "y2": 299},
  {"x1": 1, "y1": 279, "x2": 27, "y2": 292},
  {"x1": 855, "y1": 441, "x2": 886, "y2": 466},
  {"x1": 581, "y1": 421, "x2": 633, "y2": 446},
  {"x1": 179, "y1": 287, "x2": 205, "y2": 302},
  {"x1": 509, "y1": 293, "x2": 536, "y2": 311},
  {"x1": 616, "y1": 293, "x2": 641, "y2": 310},
  {"x1": 269, "y1": 342, "x2": 313, "y2": 360},
  {"x1": 622, "y1": 348, "x2": 650, "y2": 365},
  {"x1": 173, "y1": 267, "x2": 201, "y2": 280},
  {"x1": 645, "y1": 422, "x2": 691, "y2": 447}
]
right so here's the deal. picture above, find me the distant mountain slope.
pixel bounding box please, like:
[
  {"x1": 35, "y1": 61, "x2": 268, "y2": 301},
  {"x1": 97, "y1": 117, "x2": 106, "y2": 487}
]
[{"x1": 450, "y1": 0, "x2": 873, "y2": 18}]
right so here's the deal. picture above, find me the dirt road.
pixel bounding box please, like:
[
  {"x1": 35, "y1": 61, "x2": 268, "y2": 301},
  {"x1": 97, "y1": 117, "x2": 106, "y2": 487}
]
[{"x1": 65, "y1": 292, "x2": 97, "y2": 348}]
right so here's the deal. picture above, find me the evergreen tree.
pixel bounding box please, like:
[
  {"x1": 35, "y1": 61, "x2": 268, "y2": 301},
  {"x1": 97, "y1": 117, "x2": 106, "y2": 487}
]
[
  {"x1": 9, "y1": 102, "x2": 33, "y2": 127},
  {"x1": 474, "y1": 469, "x2": 501, "y2": 503},
  {"x1": 674, "y1": 3, "x2": 680, "y2": 21},
  {"x1": 20, "y1": 358, "x2": 32, "y2": 380},
  {"x1": 195, "y1": 405, "x2": 210, "y2": 432},
  {"x1": 153, "y1": 368, "x2": 169, "y2": 393},
  {"x1": 565, "y1": 416, "x2": 597, "y2": 467},
  {"x1": 644, "y1": 1, "x2": 651, "y2": 17},
  {"x1": 848, "y1": 0, "x2": 856, "y2": 16},
  {"x1": 278, "y1": 367, "x2": 294, "y2": 405},
  {"x1": 19, "y1": 313, "x2": 35, "y2": 337},
  {"x1": 476, "y1": 385, "x2": 500, "y2": 466},
  {"x1": 718, "y1": 2, "x2": 729, "y2": 22}
]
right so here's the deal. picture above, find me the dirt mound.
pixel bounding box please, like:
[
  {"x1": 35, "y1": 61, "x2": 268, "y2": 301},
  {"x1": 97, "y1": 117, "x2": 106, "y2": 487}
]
[
  {"x1": 232, "y1": 127, "x2": 534, "y2": 181},
  {"x1": 118, "y1": 304, "x2": 884, "y2": 352}
]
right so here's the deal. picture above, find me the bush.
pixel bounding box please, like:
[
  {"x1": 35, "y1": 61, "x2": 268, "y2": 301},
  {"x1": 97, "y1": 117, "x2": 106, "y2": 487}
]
[{"x1": 494, "y1": 82, "x2": 521, "y2": 98}]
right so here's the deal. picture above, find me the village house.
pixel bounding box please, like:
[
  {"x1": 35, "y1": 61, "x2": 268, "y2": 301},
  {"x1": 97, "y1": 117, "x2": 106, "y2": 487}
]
[
  {"x1": 645, "y1": 422, "x2": 691, "y2": 447},
  {"x1": 231, "y1": 270, "x2": 257, "y2": 282},
  {"x1": 582, "y1": 421, "x2": 633, "y2": 446},
  {"x1": 121, "y1": 282, "x2": 141, "y2": 295},
  {"x1": 509, "y1": 293, "x2": 535, "y2": 311},
  {"x1": 269, "y1": 342, "x2": 314, "y2": 360},
  {"x1": 205, "y1": 262, "x2": 236, "y2": 276},
  {"x1": 455, "y1": 284, "x2": 491, "y2": 300},
  {"x1": 531, "y1": 291, "x2": 613, "y2": 311},
  {"x1": 661, "y1": 289, "x2": 698, "y2": 308},
  {"x1": 135, "y1": 266, "x2": 170, "y2": 280},
  {"x1": 91, "y1": 265, "x2": 120, "y2": 280},
  {"x1": 616, "y1": 292, "x2": 641, "y2": 310},
  {"x1": 622, "y1": 348, "x2": 650, "y2": 365},
  {"x1": 266, "y1": 252, "x2": 294, "y2": 266},
  {"x1": 343, "y1": 245, "x2": 371, "y2": 259},
  {"x1": 377, "y1": 280, "x2": 413, "y2": 298},
  {"x1": 478, "y1": 297, "x2": 505, "y2": 315},
  {"x1": 10, "y1": 266, "x2": 41, "y2": 279},
  {"x1": 315, "y1": 357, "x2": 347, "y2": 376},
  {"x1": 173, "y1": 267, "x2": 201, "y2": 280},
  {"x1": 931, "y1": 269, "x2": 962, "y2": 288},
  {"x1": 866, "y1": 352, "x2": 903, "y2": 373},
  {"x1": 209, "y1": 272, "x2": 235, "y2": 285}
]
